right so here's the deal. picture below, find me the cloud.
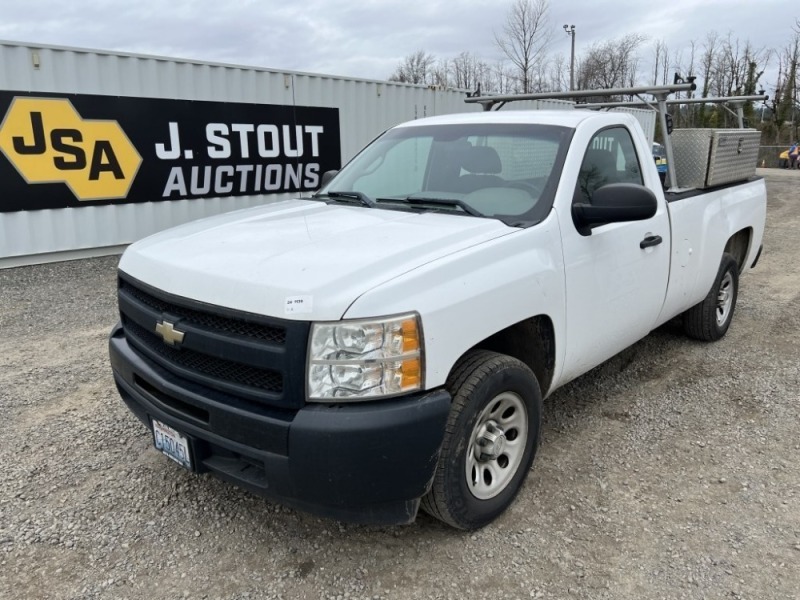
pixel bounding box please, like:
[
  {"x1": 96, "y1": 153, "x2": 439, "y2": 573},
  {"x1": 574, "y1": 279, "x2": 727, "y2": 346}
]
[{"x1": 0, "y1": 0, "x2": 792, "y2": 88}]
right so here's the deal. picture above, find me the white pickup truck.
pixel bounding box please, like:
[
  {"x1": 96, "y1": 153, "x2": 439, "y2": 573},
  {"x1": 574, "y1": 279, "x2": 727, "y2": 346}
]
[{"x1": 109, "y1": 108, "x2": 766, "y2": 530}]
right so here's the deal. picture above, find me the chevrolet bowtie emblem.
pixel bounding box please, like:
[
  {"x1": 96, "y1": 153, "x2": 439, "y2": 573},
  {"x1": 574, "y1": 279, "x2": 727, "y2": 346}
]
[{"x1": 155, "y1": 320, "x2": 185, "y2": 346}]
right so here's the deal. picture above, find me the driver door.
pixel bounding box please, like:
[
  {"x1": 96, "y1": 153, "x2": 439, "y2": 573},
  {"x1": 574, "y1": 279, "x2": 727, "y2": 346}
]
[{"x1": 558, "y1": 126, "x2": 670, "y2": 382}]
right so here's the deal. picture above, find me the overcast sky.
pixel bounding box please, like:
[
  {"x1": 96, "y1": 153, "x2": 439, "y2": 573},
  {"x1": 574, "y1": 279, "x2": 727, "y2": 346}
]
[{"x1": 0, "y1": 0, "x2": 794, "y2": 91}]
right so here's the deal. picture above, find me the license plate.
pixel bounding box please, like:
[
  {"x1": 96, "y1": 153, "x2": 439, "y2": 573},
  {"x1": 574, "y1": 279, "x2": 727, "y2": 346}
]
[{"x1": 152, "y1": 419, "x2": 192, "y2": 470}]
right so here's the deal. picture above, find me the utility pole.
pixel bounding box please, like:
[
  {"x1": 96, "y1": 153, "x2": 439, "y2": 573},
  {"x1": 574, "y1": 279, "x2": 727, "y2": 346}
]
[{"x1": 563, "y1": 24, "x2": 576, "y2": 91}]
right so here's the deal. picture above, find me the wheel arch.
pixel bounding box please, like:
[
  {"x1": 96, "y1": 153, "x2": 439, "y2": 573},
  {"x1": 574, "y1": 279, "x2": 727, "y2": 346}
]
[
  {"x1": 724, "y1": 227, "x2": 752, "y2": 273},
  {"x1": 451, "y1": 315, "x2": 556, "y2": 398}
]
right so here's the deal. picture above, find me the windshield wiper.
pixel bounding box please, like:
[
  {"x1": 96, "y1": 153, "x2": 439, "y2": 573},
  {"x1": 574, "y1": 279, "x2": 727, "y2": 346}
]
[
  {"x1": 383, "y1": 196, "x2": 483, "y2": 217},
  {"x1": 313, "y1": 190, "x2": 376, "y2": 208}
]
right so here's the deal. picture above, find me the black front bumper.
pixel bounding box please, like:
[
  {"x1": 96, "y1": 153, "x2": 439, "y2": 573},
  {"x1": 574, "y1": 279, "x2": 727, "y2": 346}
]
[{"x1": 109, "y1": 324, "x2": 451, "y2": 525}]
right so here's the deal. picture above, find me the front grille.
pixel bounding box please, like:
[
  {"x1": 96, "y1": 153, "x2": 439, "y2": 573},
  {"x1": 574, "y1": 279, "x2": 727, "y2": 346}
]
[
  {"x1": 120, "y1": 279, "x2": 286, "y2": 344},
  {"x1": 123, "y1": 317, "x2": 283, "y2": 393},
  {"x1": 117, "y1": 274, "x2": 310, "y2": 409}
]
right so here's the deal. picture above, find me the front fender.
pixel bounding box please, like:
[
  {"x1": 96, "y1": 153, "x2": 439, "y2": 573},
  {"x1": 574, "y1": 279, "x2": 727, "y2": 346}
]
[{"x1": 344, "y1": 213, "x2": 567, "y2": 390}]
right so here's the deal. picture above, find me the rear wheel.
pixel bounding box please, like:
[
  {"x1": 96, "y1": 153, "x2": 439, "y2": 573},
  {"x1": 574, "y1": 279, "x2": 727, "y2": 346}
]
[
  {"x1": 421, "y1": 350, "x2": 541, "y2": 530},
  {"x1": 683, "y1": 253, "x2": 739, "y2": 341}
]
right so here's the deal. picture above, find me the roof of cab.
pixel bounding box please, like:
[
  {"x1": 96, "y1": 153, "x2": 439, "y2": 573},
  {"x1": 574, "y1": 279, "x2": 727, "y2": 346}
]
[{"x1": 395, "y1": 109, "x2": 616, "y2": 129}]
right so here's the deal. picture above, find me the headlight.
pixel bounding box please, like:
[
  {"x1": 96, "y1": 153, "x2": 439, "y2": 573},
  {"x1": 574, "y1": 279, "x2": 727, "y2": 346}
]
[{"x1": 307, "y1": 313, "x2": 423, "y2": 401}]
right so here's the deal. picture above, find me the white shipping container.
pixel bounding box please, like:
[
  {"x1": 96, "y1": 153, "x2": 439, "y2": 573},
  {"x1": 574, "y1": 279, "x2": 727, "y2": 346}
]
[
  {"x1": 608, "y1": 107, "x2": 657, "y2": 145},
  {"x1": 0, "y1": 41, "x2": 489, "y2": 267}
]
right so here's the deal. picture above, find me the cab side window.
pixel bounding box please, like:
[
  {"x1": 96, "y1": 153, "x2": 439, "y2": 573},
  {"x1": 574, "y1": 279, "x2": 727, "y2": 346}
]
[{"x1": 575, "y1": 127, "x2": 643, "y2": 204}]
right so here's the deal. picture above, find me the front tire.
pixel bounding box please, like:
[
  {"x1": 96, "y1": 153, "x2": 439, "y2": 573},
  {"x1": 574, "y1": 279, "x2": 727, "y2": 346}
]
[
  {"x1": 421, "y1": 350, "x2": 541, "y2": 530},
  {"x1": 683, "y1": 253, "x2": 739, "y2": 341}
]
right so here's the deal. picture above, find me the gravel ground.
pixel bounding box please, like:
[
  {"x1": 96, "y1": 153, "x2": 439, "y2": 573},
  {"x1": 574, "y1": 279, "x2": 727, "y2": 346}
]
[{"x1": 1, "y1": 170, "x2": 798, "y2": 600}]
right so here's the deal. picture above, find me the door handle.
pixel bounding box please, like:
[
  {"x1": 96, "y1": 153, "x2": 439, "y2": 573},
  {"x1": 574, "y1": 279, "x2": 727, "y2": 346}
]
[{"x1": 640, "y1": 235, "x2": 663, "y2": 249}]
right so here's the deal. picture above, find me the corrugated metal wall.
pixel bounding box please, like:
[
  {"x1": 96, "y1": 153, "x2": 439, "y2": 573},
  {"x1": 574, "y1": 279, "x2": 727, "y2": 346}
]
[
  {"x1": 493, "y1": 99, "x2": 575, "y2": 112},
  {"x1": 0, "y1": 41, "x2": 485, "y2": 267},
  {"x1": 609, "y1": 107, "x2": 657, "y2": 145}
]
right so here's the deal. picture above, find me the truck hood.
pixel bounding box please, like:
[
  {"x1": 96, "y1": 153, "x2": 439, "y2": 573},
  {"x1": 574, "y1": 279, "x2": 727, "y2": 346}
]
[{"x1": 119, "y1": 199, "x2": 516, "y2": 320}]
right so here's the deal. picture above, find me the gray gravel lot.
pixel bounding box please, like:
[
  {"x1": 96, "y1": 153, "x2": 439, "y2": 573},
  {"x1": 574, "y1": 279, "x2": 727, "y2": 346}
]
[{"x1": 1, "y1": 170, "x2": 798, "y2": 600}]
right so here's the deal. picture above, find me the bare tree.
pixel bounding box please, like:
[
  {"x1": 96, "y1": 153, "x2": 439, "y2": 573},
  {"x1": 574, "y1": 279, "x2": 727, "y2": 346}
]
[
  {"x1": 692, "y1": 32, "x2": 770, "y2": 126},
  {"x1": 659, "y1": 45, "x2": 671, "y2": 85},
  {"x1": 766, "y1": 30, "x2": 799, "y2": 143},
  {"x1": 491, "y1": 61, "x2": 519, "y2": 94},
  {"x1": 388, "y1": 50, "x2": 511, "y2": 94},
  {"x1": 430, "y1": 58, "x2": 451, "y2": 88},
  {"x1": 699, "y1": 32, "x2": 719, "y2": 98},
  {"x1": 653, "y1": 40, "x2": 668, "y2": 85},
  {"x1": 494, "y1": 0, "x2": 552, "y2": 93},
  {"x1": 672, "y1": 41, "x2": 697, "y2": 127},
  {"x1": 710, "y1": 35, "x2": 767, "y2": 98},
  {"x1": 695, "y1": 32, "x2": 720, "y2": 125},
  {"x1": 382, "y1": 19, "x2": 797, "y2": 131},
  {"x1": 450, "y1": 51, "x2": 493, "y2": 91},
  {"x1": 388, "y1": 50, "x2": 436, "y2": 84},
  {"x1": 679, "y1": 40, "x2": 698, "y2": 96},
  {"x1": 577, "y1": 33, "x2": 646, "y2": 98},
  {"x1": 546, "y1": 53, "x2": 570, "y2": 91}
]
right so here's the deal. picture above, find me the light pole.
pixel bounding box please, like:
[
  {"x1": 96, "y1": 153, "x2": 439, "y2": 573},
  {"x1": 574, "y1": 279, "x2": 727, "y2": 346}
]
[{"x1": 563, "y1": 24, "x2": 576, "y2": 91}]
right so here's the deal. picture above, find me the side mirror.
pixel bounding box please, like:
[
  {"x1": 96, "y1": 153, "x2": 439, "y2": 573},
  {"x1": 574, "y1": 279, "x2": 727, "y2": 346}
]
[
  {"x1": 572, "y1": 183, "x2": 658, "y2": 235},
  {"x1": 320, "y1": 170, "x2": 338, "y2": 188}
]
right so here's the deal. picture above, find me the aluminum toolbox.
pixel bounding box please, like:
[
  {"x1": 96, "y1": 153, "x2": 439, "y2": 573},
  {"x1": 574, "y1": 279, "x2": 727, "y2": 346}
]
[{"x1": 670, "y1": 129, "x2": 761, "y2": 189}]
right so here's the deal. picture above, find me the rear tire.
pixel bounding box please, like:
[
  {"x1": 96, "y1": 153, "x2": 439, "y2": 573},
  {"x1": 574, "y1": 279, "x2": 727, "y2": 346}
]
[
  {"x1": 421, "y1": 350, "x2": 541, "y2": 530},
  {"x1": 683, "y1": 253, "x2": 739, "y2": 341}
]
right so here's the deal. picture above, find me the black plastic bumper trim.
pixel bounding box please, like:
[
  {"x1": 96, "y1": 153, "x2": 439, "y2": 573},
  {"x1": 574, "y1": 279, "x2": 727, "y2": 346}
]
[{"x1": 109, "y1": 325, "x2": 451, "y2": 525}]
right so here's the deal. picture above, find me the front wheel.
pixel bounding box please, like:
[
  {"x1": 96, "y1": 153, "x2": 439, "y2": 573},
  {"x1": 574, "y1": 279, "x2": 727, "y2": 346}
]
[
  {"x1": 683, "y1": 253, "x2": 739, "y2": 341},
  {"x1": 421, "y1": 350, "x2": 541, "y2": 530}
]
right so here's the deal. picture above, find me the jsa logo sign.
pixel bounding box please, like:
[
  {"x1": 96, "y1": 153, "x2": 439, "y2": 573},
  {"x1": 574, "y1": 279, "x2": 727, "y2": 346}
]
[{"x1": 0, "y1": 98, "x2": 142, "y2": 201}]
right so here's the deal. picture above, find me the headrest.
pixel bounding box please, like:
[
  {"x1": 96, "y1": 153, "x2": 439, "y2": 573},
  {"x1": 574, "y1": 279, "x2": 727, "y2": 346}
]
[{"x1": 460, "y1": 145, "x2": 502, "y2": 174}]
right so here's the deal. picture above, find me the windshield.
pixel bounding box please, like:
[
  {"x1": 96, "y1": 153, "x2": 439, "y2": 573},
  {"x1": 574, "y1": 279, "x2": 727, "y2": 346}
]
[{"x1": 317, "y1": 122, "x2": 573, "y2": 227}]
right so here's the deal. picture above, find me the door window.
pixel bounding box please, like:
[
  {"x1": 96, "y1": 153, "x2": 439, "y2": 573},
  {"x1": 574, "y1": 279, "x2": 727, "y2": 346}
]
[{"x1": 575, "y1": 127, "x2": 643, "y2": 204}]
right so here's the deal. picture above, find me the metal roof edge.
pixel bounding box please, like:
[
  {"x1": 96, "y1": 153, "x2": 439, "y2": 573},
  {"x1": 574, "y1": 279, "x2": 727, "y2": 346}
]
[{"x1": 0, "y1": 38, "x2": 470, "y2": 93}]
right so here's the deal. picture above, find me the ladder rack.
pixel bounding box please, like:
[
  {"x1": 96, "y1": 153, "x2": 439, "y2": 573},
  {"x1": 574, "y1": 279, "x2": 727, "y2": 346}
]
[
  {"x1": 463, "y1": 83, "x2": 763, "y2": 191},
  {"x1": 576, "y1": 95, "x2": 768, "y2": 129}
]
